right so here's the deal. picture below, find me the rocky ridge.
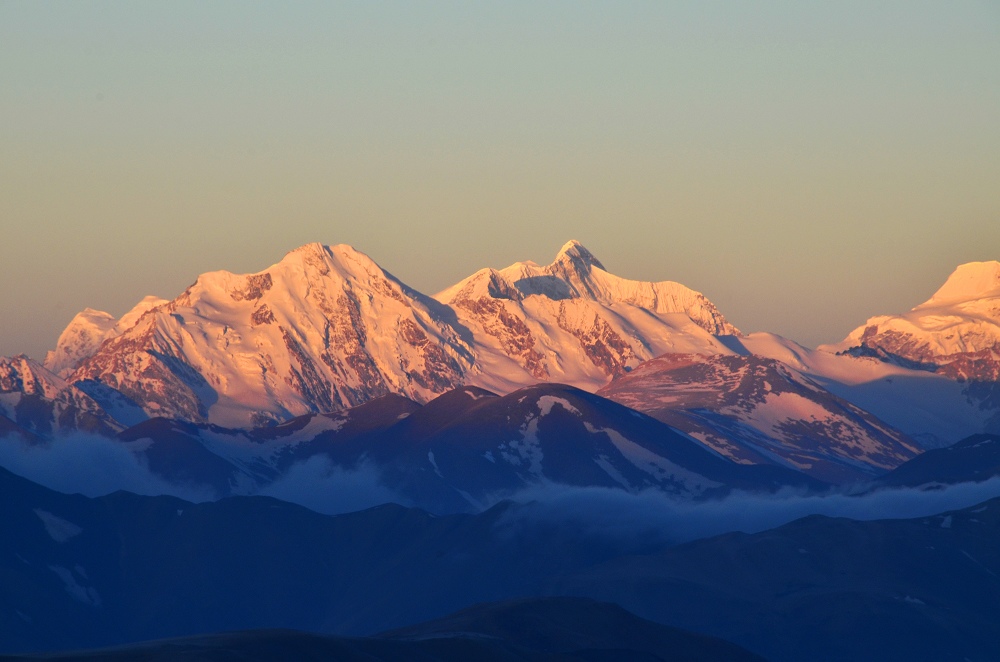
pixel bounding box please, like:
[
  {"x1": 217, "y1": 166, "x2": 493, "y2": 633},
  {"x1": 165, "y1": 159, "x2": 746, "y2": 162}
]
[
  {"x1": 598, "y1": 351, "x2": 921, "y2": 482},
  {"x1": 0, "y1": 355, "x2": 118, "y2": 437}
]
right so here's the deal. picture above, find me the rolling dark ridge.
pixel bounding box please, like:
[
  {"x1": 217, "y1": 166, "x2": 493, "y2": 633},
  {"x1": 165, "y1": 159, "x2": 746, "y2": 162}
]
[
  {"x1": 873, "y1": 433, "x2": 1000, "y2": 488},
  {"x1": 1, "y1": 598, "x2": 765, "y2": 662},
  {"x1": 6, "y1": 462, "x2": 1000, "y2": 660}
]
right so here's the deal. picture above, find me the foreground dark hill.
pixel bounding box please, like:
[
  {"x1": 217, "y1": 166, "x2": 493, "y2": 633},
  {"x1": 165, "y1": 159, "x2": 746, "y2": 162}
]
[
  {"x1": 0, "y1": 463, "x2": 663, "y2": 653},
  {"x1": 381, "y1": 597, "x2": 765, "y2": 661},
  {"x1": 557, "y1": 499, "x2": 1000, "y2": 662},
  {"x1": 872, "y1": 433, "x2": 1000, "y2": 488},
  {"x1": 4, "y1": 464, "x2": 1000, "y2": 661},
  {"x1": 5, "y1": 598, "x2": 765, "y2": 662}
]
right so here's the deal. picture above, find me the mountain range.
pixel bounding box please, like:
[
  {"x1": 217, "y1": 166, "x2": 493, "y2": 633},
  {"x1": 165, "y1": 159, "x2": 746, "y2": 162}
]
[
  {"x1": 3, "y1": 241, "x2": 998, "y2": 487},
  {"x1": 4, "y1": 241, "x2": 1000, "y2": 661},
  {"x1": 109, "y1": 383, "x2": 824, "y2": 513},
  {"x1": 32, "y1": 241, "x2": 736, "y2": 429}
]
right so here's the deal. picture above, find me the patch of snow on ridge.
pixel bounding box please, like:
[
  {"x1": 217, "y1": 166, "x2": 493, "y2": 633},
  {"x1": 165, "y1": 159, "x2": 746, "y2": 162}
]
[
  {"x1": 428, "y1": 451, "x2": 443, "y2": 478},
  {"x1": 729, "y1": 392, "x2": 836, "y2": 437},
  {"x1": 499, "y1": 416, "x2": 545, "y2": 476},
  {"x1": 44, "y1": 296, "x2": 169, "y2": 378},
  {"x1": 583, "y1": 422, "x2": 721, "y2": 493},
  {"x1": 730, "y1": 391, "x2": 902, "y2": 464},
  {"x1": 34, "y1": 509, "x2": 82, "y2": 543},
  {"x1": 593, "y1": 455, "x2": 631, "y2": 488},
  {"x1": 537, "y1": 396, "x2": 580, "y2": 417},
  {"x1": 296, "y1": 414, "x2": 347, "y2": 438},
  {"x1": 48, "y1": 566, "x2": 101, "y2": 606},
  {"x1": 742, "y1": 332, "x2": 988, "y2": 446}
]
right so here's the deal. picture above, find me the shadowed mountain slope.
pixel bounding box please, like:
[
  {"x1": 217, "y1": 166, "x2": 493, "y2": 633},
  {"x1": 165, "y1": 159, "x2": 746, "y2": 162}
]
[
  {"x1": 104, "y1": 383, "x2": 824, "y2": 512},
  {"x1": 873, "y1": 433, "x2": 1000, "y2": 489}
]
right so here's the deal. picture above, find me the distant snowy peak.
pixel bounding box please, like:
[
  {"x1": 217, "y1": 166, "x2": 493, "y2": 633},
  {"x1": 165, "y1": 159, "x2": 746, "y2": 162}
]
[
  {"x1": 119, "y1": 295, "x2": 170, "y2": 330},
  {"x1": 926, "y1": 261, "x2": 1000, "y2": 305},
  {"x1": 828, "y1": 261, "x2": 1000, "y2": 400},
  {"x1": 44, "y1": 296, "x2": 168, "y2": 378},
  {"x1": 437, "y1": 239, "x2": 739, "y2": 337},
  {"x1": 555, "y1": 238, "x2": 605, "y2": 269},
  {"x1": 44, "y1": 309, "x2": 116, "y2": 378},
  {"x1": 432, "y1": 240, "x2": 741, "y2": 394}
]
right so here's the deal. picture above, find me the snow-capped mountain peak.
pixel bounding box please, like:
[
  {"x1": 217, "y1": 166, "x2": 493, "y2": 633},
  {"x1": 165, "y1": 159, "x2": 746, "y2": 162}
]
[
  {"x1": 43, "y1": 309, "x2": 117, "y2": 378},
  {"x1": 0, "y1": 355, "x2": 63, "y2": 399},
  {"x1": 68, "y1": 242, "x2": 475, "y2": 427},
  {"x1": 553, "y1": 239, "x2": 606, "y2": 271},
  {"x1": 829, "y1": 260, "x2": 1000, "y2": 358},
  {"x1": 120, "y1": 295, "x2": 170, "y2": 327},
  {"x1": 925, "y1": 261, "x2": 1000, "y2": 306},
  {"x1": 0, "y1": 354, "x2": 120, "y2": 436},
  {"x1": 437, "y1": 240, "x2": 739, "y2": 337},
  {"x1": 44, "y1": 296, "x2": 169, "y2": 378},
  {"x1": 821, "y1": 260, "x2": 1000, "y2": 429}
]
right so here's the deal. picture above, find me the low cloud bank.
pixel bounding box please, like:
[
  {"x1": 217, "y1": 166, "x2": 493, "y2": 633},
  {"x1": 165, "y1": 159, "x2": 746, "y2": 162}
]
[
  {"x1": 0, "y1": 432, "x2": 408, "y2": 516},
  {"x1": 499, "y1": 478, "x2": 1000, "y2": 545},
  {"x1": 4, "y1": 431, "x2": 1000, "y2": 543},
  {"x1": 259, "y1": 455, "x2": 410, "y2": 515},
  {"x1": 0, "y1": 433, "x2": 214, "y2": 502}
]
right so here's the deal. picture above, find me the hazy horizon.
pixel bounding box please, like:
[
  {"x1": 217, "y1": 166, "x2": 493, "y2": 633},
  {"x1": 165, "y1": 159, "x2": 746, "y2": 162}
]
[{"x1": 2, "y1": 1, "x2": 998, "y2": 358}]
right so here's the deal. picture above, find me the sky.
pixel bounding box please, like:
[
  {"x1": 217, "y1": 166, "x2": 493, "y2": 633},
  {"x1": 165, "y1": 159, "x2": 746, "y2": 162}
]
[{"x1": 1, "y1": 1, "x2": 998, "y2": 359}]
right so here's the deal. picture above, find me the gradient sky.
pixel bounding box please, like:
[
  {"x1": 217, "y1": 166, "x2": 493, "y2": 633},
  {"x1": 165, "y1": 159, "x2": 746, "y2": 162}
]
[{"x1": 2, "y1": 1, "x2": 998, "y2": 359}]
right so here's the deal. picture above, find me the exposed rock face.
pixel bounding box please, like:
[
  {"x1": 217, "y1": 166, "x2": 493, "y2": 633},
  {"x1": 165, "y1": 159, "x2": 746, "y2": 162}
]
[
  {"x1": 230, "y1": 272, "x2": 273, "y2": 302},
  {"x1": 29, "y1": 241, "x2": 739, "y2": 428},
  {"x1": 0, "y1": 355, "x2": 119, "y2": 437},
  {"x1": 0, "y1": 355, "x2": 54, "y2": 397},
  {"x1": 250, "y1": 304, "x2": 275, "y2": 326},
  {"x1": 556, "y1": 303, "x2": 636, "y2": 379},
  {"x1": 453, "y1": 295, "x2": 549, "y2": 380}
]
